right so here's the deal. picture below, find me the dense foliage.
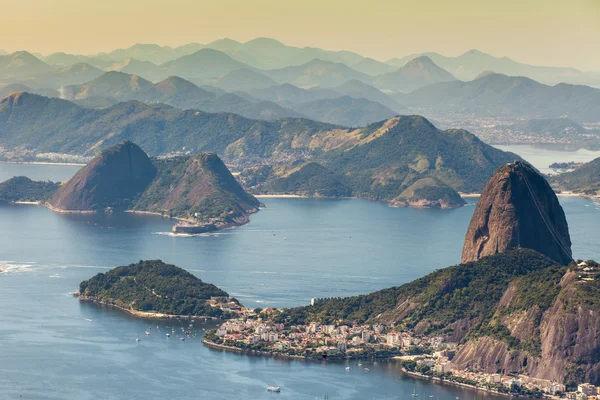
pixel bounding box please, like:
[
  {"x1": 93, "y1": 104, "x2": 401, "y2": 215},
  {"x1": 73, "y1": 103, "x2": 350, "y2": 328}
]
[
  {"x1": 0, "y1": 176, "x2": 59, "y2": 202},
  {"x1": 550, "y1": 157, "x2": 600, "y2": 194},
  {"x1": 264, "y1": 162, "x2": 352, "y2": 197},
  {"x1": 79, "y1": 260, "x2": 230, "y2": 317},
  {"x1": 271, "y1": 249, "x2": 557, "y2": 329}
]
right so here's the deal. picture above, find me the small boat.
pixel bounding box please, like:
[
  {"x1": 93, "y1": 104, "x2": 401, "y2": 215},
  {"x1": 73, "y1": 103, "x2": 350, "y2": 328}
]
[
  {"x1": 165, "y1": 333, "x2": 170, "y2": 337},
  {"x1": 145, "y1": 331, "x2": 150, "y2": 335},
  {"x1": 267, "y1": 386, "x2": 280, "y2": 392},
  {"x1": 180, "y1": 337, "x2": 185, "y2": 341},
  {"x1": 412, "y1": 389, "x2": 419, "y2": 397},
  {"x1": 135, "y1": 337, "x2": 141, "y2": 342},
  {"x1": 364, "y1": 368, "x2": 369, "y2": 372},
  {"x1": 345, "y1": 366, "x2": 352, "y2": 371},
  {"x1": 358, "y1": 363, "x2": 362, "y2": 366}
]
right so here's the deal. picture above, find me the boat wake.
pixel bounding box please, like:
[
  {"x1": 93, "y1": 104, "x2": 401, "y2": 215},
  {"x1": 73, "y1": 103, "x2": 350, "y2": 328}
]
[
  {"x1": 152, "y1": 231, "x2": 224, "y2": 238},
  {"x1": 0, "y1": 260, "x2": 36, "y2": 274}
]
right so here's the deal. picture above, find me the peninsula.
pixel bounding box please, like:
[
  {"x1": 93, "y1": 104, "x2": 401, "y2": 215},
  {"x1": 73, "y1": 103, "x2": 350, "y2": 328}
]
[{"x1": 204, "y1": 161, "x2": 600, "y2": 397}]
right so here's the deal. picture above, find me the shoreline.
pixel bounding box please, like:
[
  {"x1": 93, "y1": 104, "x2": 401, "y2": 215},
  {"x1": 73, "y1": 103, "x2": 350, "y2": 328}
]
[
  {"x1": 253, "y1": 194, "x2": 309, "y2": 198},
  {"x1": 76, "y1": 294, "x2": 221, "y2": 320},
  {"x1": 0, "y1": 160, "x2": 86, "y2": 166}
]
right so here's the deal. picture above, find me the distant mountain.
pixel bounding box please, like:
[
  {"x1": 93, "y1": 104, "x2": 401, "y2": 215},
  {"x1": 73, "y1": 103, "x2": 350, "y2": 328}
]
[
  {"x1": 205, "y1": 37, "x2": 364, "y2": 70},
  {"x1": 0, "y1": 51, "x2": 53, "y2": 79},
  {"x1": 106, "y1": 58, "x2": 167, "y2": 82},
  {"x1": 331, "y1": 80, "x2": 399, "y2": 109},
  {"x1": 550, "y1": 157, "x2": 600, "y2": 195},
  {"x1": 43, "y1": 52, "x2": 91, "y2": 66},
  {"x1": 108, "y1": 43, "x2": 177, "y2": 65},
  {"x1": 350, "y1": 57, "x2": 397, "y2": 76},
  {"x1": 504, "y1": 118, "x2": 588, "y2": 135},
  {"x1": 265, "y1": 59, "x2": 371, "y2": 88},
  {"x1": 0, "y1": 93, "x2": 519, "y2": 201},
  {"x1": 210, "y1": 68, "x2": 277, "y2": 92},
  {"x1": 373, "y1": 56, "x2": 455, "y2": 92},
  {"x1": 290, "y1": 96, "x2": 397, "y2": 127},
  {"x1": 60, "y1": 72, "x2": 300, "y2": 120},
  {"x1": 62, "y1": 71, "x2": 155, "y2": 101},
  {"x1": 0, "y1": 50, "x2": 7, "y2": 56},
  {"x1": 21, "y1": 63, "x2": 105, "y2": 89},
  {"x1": 0, "y1": 83, "x2": 58, "y2": 99},
  {"x1": 387, "y1": 49, "x2": 600, "y2": 86},
  {"x1": 247, "y1": 83, "x2": 340, "y2": 104},
  {"x1": 161, "y1": 49, "x2": 249, "y2": 83},
  {"x1": 402, "y1": 72, "x2": 600, "y2": 122}
]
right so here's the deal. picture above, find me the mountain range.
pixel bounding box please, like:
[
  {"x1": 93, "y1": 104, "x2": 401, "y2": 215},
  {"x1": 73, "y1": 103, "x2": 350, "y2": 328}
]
[
  {"x1": 399, "y1": 72, "x2": 600, "y2": 122},
  {"x1": 0, "y1": 92, "x2": 519, "y2": 205}
]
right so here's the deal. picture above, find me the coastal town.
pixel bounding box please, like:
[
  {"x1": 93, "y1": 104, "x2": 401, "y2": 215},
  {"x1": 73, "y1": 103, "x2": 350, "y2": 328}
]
[{"x1": 204, "y1": 292, "x2": 600, "y2": 399}]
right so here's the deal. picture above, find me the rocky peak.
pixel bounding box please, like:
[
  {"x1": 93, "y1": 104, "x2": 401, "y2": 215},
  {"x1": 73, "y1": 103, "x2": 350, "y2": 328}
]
[
  {"x1": 462, "y1": 161, "x2": 572, "y2": 265},
  {"x1": 48, "y1": 141, "x2": 156, "y2": 211}
]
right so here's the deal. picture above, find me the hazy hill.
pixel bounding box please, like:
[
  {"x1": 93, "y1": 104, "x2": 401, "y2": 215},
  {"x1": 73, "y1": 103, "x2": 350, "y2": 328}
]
[
  {"x1": 205, "y1": 37, "x2": 364, "y2": 70},
  {"x1": 350, "y1": 57, "x2": 397, "y2": 76},
  {"x1": 106, "y1": 58, "x2": 168, "y2": 82},
  {"x1": 290, "y1": 96, "x2": 397, "y2": 127},
  {"x1": 60, "y1": 72, "x2": 300, "y2": 120},
  {"x1": 387, "y1": 49, "x2": 599, "y2": 86},
  {"x1": 373, "y1": 56, "x2": 456, "y2": 92},
  {"x1": 0, "y1": 51, "x2": 53, "y2": 79},
  {"x1": 331, "y1": 80, "x2": 399, "y2": 109},
  {"x1": 0, "y1": 83, "x2": 58, "y2": 99},
  {"x1": 43, "y1": 52, "x2": 91, "y2": 66},
  {"x1": 403, "y1": 72, "x2": 600, "y2": 122},
  {"x1": 161, "y1": 49, "x2": 249, "y2": 83},
  {"x1": 108, "y1": 43, "x2": 176, "y2": 65},
  {"x1": 210, "y1": 68, "x2": 277, "y2": 92},
  {"x1": 247, "y1": 83, "x2": 341, "y2": 104},
  {"x1": 265, "y1": 59, "x2": 371, "y2": 88}
]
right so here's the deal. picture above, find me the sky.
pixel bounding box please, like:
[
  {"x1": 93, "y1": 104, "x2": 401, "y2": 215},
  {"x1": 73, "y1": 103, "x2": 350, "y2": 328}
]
[{"x1": 2, "y1": 0, "x2": 600, "y2": 70}]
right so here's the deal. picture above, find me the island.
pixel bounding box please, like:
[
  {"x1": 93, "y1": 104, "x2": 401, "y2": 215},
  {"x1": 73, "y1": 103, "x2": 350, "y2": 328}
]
[
  {"x1": 549, "y1": 156, "x2": 600, "y2": 197},
  {"x1": 0, "y1": 141, "x2": 262, "y2": 232},
  {"x1": 77, "y1": 260, "x2": 243, "y2": 319}
]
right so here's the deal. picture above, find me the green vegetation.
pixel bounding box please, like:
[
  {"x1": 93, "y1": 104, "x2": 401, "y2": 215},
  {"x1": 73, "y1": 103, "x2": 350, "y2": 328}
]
[
  {"x1": 550, "y1": 157, "x2": 600, "y2": 194},
  {"x1": 133, "y1": 154, "x2": 261, "y2": 224},
  {"x1": 0, "y1": 176, "x2": 59, "y2": 202},
  {"x1": 271, "y1": 249, "x2": 557, "y2": 328},
  {"x1": 79, "y1": 260, "x2": 231, "y2": 317},
  {"x1": 263, "y1": 162, "x2": 352, "y2": 197}
]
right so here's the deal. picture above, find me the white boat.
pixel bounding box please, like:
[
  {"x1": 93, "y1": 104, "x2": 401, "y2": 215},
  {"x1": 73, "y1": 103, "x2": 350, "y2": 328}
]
[
  {"x1": 135, "y1": 337, "x2": 141, "y2": 342},
  {"x1": 345, "y1": 366, "x2": 352, "y2": 371},
  {"x1": 364, "y1": 368, "x2": 369, "y2": 372},
  {"x1": 267, "y1": 386, "x2": 280, "y2": 392},
  {"x1": 358, "y1": 363, "x2": 362, "y2": 366},
  {"x1": 412, "y1": 389, "x2": 419, "y2": 397},
  {"x1": 165, "y1": 333, "x2": 170, "y2": 337},
  {"x1": 145, "y1": 331, "x2": 150, "y2": 335}
]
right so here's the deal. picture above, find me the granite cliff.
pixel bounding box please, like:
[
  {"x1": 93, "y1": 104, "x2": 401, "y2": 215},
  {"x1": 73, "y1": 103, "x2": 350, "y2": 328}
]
[{"x1": 462, "y1": 161, "x2": 572, "y2": 265}]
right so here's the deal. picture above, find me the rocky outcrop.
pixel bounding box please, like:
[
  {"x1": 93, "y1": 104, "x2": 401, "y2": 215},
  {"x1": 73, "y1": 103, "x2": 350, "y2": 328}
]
[
  {"x1": 48, "y1": 141, "x2": 156, "y2": 211},
  {"x1": 462, "y1": 161, "x2": 572, "y2": 265}
]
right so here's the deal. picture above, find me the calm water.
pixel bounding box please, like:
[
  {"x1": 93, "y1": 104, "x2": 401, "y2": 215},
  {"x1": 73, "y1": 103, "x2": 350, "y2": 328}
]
[
  {"x1": 0, "y1": 163, "x2": 599, "y2": 400},
  {"x1": 495, "y1": 145, "x2": 600, "y2": 174}
]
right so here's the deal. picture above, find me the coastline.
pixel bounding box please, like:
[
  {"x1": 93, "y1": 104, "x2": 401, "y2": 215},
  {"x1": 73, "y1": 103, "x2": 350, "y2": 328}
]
[
  {"x1": 75, "y1": 294, "x2": 220, "y2": 320},
  {"x1": 400, "y1": 369, "x2": 520, "y2": 398},
  {"x1": 0, "y1": 160, "x2": 86, "y2": 166},
  {"x1": 254, "y1": 194, "x2": 309, "y2": 198}
]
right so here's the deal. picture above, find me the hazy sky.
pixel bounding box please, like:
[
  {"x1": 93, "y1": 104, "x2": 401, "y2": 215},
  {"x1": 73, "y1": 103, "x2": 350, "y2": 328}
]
[{"x1": 2, "y1": 0, "x2": 600, "y2": 70}]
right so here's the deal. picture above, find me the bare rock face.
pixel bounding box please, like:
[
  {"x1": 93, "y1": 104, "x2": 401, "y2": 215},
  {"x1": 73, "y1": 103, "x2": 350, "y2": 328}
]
[
  {"x1": 462, "y1": 161, "x2": 572, "y2": 265},
  {"x1": 48, "y1": 141, "x2": 156, "y2": 210}
]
